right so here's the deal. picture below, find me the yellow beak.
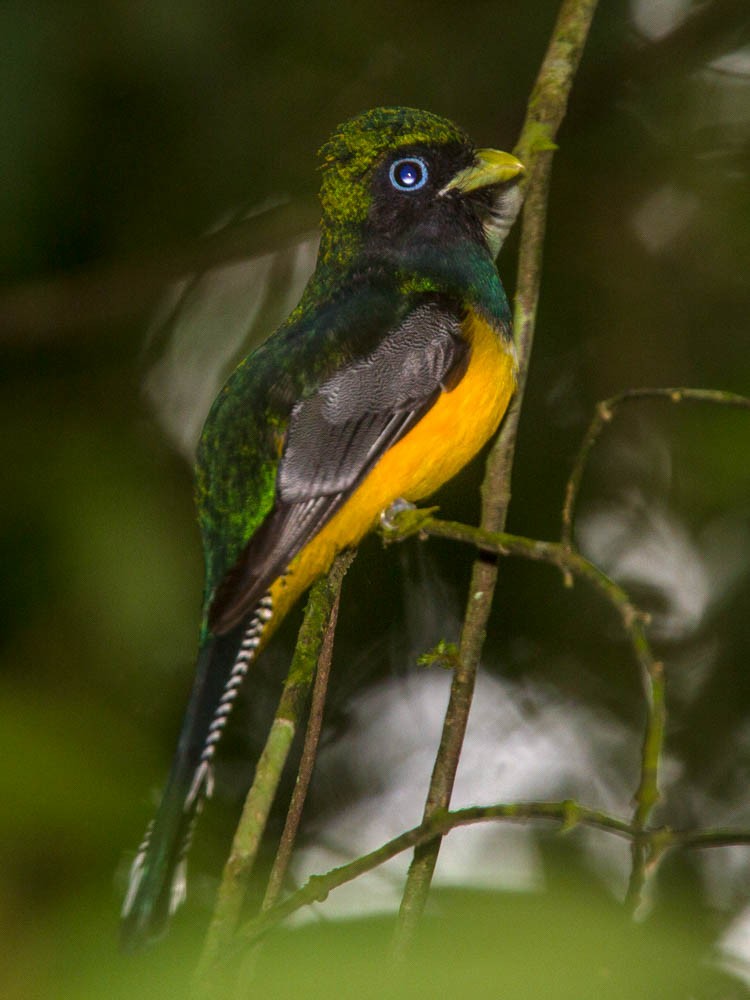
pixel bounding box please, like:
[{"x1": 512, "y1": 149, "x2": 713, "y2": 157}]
[{"x1": 440, "y1": 148, "x2": 525, "y2": 196}]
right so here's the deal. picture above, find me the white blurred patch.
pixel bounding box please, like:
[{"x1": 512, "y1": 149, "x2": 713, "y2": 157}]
[
  {"x1": 143, "y1": 205, "x2": 318, "y2": 459},
  {"x1": 630, "y1": 184, "x2": 698, "y2": 253},
  {"x1": 719, "y1": 905, "x2": 750, "y2": 988},
  {"x1": 709, "y1": 46, "x2": 750, "y2": 78},
  {"x1": 701, "y1": 753, "x2": 750, "y2": 985},
  {"x1": 290, "y1": 670, "x2": 636, "y2": 922},
  {"x1": 578, "y1": 490, "x2": 708, "y2": 640},
  {"x1": 577, "y1": 490, "x2": 750, "y2": 642},
  {"x1": 686, "y1": 715, "x2": 750, "y2": 912},
  {"x1": 630, "y1": 0, "x2": 691, "y2": 42},
  {"x1": 698, "y1": 45, "x2": 750, "y2": 168}
]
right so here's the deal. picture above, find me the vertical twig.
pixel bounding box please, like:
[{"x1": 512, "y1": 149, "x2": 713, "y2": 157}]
[
  {"x1": 562, "y1": 388, "x2": 750, "y2": 549},
  {"x1": 261, "y1": 572, "x2": 346, "y2": 911},
  {"x1": 392, "y1": 0, "x2": 601, "y2": 957},
  {"x1": 193, "y1": 551, "x2": 354, "y2": 994},
  {"x1": 558, "y1": 386, "x2": 750, "y2": 907}
]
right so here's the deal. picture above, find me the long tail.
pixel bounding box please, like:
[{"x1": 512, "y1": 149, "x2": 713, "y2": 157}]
[{"x1": 120, "y1": 594, "x2": 274, "y2": 950}]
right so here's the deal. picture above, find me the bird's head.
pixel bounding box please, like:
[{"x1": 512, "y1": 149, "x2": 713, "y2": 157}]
[{"x1": 317, "y1": 106, "x2": 524, "y2": 271}]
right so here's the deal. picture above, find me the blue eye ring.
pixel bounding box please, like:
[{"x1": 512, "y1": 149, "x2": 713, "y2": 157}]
[{"x1": 389, "y1": 157, "x2": 428, "y2": 192}]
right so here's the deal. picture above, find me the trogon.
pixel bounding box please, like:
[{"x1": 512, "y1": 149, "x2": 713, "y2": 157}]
[{"x1": 121, "y1": 106, "x2": 524, "y2": 947}]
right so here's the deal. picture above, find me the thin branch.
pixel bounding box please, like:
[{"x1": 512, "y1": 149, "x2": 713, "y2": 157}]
[
  {"x1": 673, "y1": 829, "x2": 750, "y2": 851},
  {"x1": 261, "y1": 572, "x2": 346, "y2": 911},
  {"x1": 382, "y1": 512, "x2": 654, "y2": 677},
  {"x1": 393, "y1": 0, "x2": 601, "y2": 956},
  {"x1": 558, "y1": 385, "x2": 750, "y2": 907},
  {"x1": 238, "y1": 800, "x2": 750, "y2": 947},
  {"x1": 626, "y1": 661, "x2": 666, "y2": 911},
  {"x1": 561, "y1": 387, "x2": 750, "y2": 550},
  {"x1": 383, "y1": 507, "x2": 664, "y2": 912},
  {"x1": 193, "y1": 551, "x2": 354, "y2": 993},
  {"x1": 242, "y1": 801, "x2": 635, "y2": 946}
]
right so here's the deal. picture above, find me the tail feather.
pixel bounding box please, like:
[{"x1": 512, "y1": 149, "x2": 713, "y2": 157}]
[{"x1": 120, "y1": 595, "x2": 273, "y2": 950}]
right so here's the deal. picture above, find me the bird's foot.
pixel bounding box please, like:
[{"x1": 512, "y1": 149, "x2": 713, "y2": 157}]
[
  {"x1": 379, "y1": 500, "x2": 439, "y2": 542},
  {"x1": 380, "y1": 497, "x2": 416, "y2": 530}
]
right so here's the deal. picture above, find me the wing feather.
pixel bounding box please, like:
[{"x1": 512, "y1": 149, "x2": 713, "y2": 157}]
[{"x1": 209, "y1": 299, "x2": 468, "y2": 634}]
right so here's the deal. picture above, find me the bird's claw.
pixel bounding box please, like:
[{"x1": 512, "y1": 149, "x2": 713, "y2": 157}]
[
  {"x1": 379, "y1": 500, "x2": 439, "y2": 542},
  {"x1": 380, "y1": 498, "x2": 417, "y2": 530}
]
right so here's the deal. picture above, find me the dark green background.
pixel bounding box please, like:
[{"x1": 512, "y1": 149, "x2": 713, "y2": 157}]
[{"x1": 2, "y1": 1, "x2": 750, "y2": 996}]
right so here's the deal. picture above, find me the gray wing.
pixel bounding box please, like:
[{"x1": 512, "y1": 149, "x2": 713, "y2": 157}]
[{"x1": 208, "y1": 300, "x2": 469, "y2": 633}]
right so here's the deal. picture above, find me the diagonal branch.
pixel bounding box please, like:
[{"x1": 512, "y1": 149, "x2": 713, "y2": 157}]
[{"x1": 238, "y1": 800, "x2": 750, "y2": 948}]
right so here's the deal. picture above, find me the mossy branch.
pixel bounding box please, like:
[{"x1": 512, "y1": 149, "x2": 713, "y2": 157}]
[
  {"x1": 237, "y1": 800, "x2": 750, "y2": 947},
  {"x1": 392, "y1": 0, "x2": 601, "y2": 956},
  {"x1": 261, "y1": 560, "x2": 347, "y2": 914},
  {"x1": 558, "y1": 385, "x2": 750, "y2": 905},
  {"x1": 193, "y1": 551, "x2": 354, "y2": 994}
]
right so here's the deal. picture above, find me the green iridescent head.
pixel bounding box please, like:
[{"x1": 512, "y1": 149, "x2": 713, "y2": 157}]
[
  {"x1": 319, "y1": 107, "x2": 467, "y2": 222},
  {"x1": 315, "y1": 106, "x2": 524, "y2": 269}
]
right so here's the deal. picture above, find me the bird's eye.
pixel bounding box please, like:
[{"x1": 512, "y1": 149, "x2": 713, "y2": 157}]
[{"x1": 389, "y1": 157, "x2": 428, "y2": 192}]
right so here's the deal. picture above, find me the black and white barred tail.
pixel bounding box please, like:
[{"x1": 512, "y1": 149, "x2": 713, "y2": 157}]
[{"x1": 120, "y1": 594, "x2": 273, "y2": 950}]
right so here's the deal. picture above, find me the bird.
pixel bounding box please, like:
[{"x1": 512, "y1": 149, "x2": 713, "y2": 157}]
[{"x1": 121, "y1": 106, "x2": 524, "y2": 948}]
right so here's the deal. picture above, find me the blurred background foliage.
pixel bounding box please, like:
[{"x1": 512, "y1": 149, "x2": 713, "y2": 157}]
[{"x1": 2, "y1": 0, "x2": 750, "y2": 996}]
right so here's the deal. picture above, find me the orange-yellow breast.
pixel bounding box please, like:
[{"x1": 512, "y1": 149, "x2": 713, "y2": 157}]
[{"x1": 266, "y1": 309, "x2": 517, "y2": 625}]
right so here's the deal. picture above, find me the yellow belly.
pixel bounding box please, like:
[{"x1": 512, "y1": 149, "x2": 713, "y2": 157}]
[{"x1": 268, "y1": 310, "x2": 517, "y2": 624}]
